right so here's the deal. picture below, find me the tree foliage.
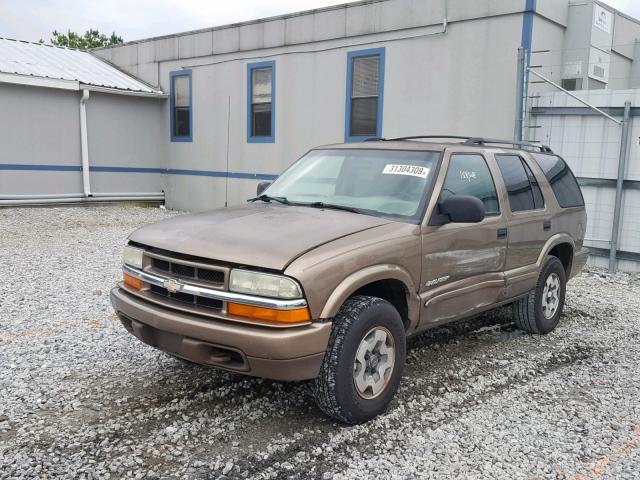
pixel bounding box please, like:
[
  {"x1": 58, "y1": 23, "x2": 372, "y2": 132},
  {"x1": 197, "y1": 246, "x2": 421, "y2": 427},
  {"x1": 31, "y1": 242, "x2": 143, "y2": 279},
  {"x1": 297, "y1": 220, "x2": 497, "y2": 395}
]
[{"x1": 50, "y1": 29, "x2": 123, "y2": 49}]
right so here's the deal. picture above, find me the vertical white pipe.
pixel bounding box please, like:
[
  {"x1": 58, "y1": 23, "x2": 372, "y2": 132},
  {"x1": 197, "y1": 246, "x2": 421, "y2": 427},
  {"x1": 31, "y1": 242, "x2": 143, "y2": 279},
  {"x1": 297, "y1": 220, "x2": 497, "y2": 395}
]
[{"x1": 80, "y1": 89, "x2": 91, "y2": 197}]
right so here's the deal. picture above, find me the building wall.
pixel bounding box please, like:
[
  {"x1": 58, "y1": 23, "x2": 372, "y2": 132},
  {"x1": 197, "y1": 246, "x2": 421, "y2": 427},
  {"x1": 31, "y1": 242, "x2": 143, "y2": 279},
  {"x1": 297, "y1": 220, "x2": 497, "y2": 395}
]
[
  {"x1": 0, "y1": 83, "x2": 166, "y2": 198},
  {"x1": 97, "y1": 0, "x2": 554, "y2": 211},
  {"x1": 0, "y1": 84, "x2": 83, "y2": 195},
  {"x1": 85, "y1": 92, "x2": 167, "y2": 194}
]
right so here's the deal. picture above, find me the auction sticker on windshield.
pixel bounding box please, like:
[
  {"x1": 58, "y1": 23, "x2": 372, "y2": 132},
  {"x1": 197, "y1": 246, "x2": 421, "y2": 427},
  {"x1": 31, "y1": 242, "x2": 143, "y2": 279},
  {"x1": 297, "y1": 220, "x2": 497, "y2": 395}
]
[{"x1": 382, "y1": 164, "x2": 429, "y2": 179}]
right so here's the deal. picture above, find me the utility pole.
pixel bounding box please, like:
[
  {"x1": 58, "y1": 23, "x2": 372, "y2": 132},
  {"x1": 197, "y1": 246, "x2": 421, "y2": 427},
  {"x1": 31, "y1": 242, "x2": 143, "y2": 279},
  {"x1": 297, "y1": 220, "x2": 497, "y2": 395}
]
[{"x1": 609, "y1": 101, "x2": 632, "y2": 273}]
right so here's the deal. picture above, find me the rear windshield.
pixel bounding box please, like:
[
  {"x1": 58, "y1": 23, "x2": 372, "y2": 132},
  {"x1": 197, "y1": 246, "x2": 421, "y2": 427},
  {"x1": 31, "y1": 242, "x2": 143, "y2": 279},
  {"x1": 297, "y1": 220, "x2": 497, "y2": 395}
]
[
  {"x1": 264, "y1": 148, "x2": 441, "y2": 222},
  {"x1": 532, "y1": 154, "x2": 584, "y2": 208}
]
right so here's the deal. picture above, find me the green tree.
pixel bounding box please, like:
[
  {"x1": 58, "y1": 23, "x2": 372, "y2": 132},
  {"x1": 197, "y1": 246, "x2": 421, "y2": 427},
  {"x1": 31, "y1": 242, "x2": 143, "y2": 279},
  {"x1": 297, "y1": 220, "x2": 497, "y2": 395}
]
[{"x1": 50, "y1": 29, "x2": 123, "y2": 49}]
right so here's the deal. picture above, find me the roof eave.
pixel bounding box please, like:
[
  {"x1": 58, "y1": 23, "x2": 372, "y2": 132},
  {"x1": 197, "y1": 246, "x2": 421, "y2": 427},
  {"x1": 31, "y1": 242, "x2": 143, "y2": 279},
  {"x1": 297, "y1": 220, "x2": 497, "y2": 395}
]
[
  {"x1": 0, "y1": 72, "x2": 166, "y2": 98},
  {"x1": 0, "y1": 72, "x2": 79, "y2": 91}
]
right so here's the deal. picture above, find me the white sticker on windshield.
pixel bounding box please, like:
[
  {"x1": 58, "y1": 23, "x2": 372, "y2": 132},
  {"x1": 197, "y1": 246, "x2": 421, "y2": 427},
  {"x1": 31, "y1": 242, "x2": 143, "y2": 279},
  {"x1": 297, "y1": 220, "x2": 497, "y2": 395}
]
[{"x1": 382, "y1": 164, "x2": 429, "y2": 179}]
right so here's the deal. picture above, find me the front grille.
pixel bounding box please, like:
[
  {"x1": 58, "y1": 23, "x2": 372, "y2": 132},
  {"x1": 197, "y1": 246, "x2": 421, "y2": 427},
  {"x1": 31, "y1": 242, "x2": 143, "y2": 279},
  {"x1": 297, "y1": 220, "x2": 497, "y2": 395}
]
[
  {"x1": 149, "y1": 257, "x2": 225, "y2": 286},
  {"x1": 149, "y1": 284, "x2": 223, "y2": 310}
]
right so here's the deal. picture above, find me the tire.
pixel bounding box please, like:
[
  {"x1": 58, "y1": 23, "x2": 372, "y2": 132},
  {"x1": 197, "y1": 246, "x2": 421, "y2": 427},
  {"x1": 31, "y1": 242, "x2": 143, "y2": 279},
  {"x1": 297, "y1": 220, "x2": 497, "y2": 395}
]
[
  {"x1": 312, "y1": 295, "x2": 406, "y2": 424},
  {"x1": 513, "y1": 256, "x2": 567, "y2": 334}
]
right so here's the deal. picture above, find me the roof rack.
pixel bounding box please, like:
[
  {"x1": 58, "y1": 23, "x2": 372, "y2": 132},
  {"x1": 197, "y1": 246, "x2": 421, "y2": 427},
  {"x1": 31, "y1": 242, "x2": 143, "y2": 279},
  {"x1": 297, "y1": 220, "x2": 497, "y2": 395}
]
[
  {"x1": 376, "y1": 135, "x2": 553, "y2": 153},
  {"x1": 384, "y1": 135, "x2": 473, "y2": 142},
  {"x1": 463, "y1": 137, "x2": 553, "y2": 153}
]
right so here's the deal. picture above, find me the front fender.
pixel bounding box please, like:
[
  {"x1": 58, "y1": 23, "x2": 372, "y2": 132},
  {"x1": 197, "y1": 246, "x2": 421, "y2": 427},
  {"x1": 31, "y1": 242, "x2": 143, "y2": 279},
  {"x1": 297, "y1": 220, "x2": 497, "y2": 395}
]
[{"x1": 319, "y1": 264, "x2": 420, "y2": 327}]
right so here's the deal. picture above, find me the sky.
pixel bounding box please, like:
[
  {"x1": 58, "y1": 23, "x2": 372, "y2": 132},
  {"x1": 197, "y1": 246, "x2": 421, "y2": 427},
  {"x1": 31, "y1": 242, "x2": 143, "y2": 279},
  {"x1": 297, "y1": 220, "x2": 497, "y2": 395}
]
[{"x1": 2, "y1": 0, "x2": 640, "y2": 45}]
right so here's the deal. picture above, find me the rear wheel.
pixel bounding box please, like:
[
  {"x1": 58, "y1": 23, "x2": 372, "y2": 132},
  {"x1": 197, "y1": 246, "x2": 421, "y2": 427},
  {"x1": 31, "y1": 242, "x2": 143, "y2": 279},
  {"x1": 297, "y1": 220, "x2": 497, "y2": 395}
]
[
  {"x1": 313, "y1": 296, "x2": 406, "y2": 424},
  {"x1": 513, "y1": 256, "x2": 567, "y2": 334}
]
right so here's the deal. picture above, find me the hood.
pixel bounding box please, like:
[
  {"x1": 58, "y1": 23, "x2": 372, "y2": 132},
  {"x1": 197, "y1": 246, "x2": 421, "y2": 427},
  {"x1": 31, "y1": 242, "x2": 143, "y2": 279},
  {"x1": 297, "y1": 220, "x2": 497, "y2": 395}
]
[{"x1": 129, "y1": 203, "x2": 393, "y2": 271}]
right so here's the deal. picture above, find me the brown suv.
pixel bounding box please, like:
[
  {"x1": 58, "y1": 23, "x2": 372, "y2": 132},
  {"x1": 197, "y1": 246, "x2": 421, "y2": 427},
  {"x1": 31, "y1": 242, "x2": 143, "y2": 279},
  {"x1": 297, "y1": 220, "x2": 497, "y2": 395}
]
[{"x1": 111, "y1": 136, "x2": 588, "y2": 424}]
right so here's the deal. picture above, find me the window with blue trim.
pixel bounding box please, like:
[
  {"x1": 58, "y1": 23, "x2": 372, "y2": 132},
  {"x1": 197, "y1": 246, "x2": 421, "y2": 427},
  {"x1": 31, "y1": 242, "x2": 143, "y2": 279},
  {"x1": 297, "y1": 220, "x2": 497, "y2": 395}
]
[
  {"x1": 247, "y1": 61, "x2": 275, "y2": 143},
  {"x1": 170, "y1": 70, "x2": 192, "y2": 142},
  {"x1": 345, "y1": 48, "x2": 385, "y2": 141}
]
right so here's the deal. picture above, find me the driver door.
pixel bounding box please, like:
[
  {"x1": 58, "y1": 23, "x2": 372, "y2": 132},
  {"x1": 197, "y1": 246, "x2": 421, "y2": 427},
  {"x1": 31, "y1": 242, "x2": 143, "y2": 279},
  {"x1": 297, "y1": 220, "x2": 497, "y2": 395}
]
[{"x1": 419, "y1": 151, "x2": 508, "y2": 327}]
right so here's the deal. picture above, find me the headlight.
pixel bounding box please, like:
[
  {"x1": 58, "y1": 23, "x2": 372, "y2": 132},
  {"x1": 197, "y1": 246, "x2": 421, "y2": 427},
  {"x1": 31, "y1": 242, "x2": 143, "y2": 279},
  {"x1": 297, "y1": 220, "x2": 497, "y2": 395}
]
[
  {"x1": 229, "y1": 270, "x2": 303, "y2": 299},
  {"x1": 123, "y1": 245, "x2": 144, "y2": 269}
]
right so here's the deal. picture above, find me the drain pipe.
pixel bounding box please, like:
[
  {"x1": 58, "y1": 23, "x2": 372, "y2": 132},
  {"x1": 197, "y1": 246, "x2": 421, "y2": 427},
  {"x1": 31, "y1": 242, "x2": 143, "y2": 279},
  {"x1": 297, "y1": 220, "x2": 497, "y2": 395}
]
[{"x1": 79, "y1": 89, "x2": 92, "y2": 197}]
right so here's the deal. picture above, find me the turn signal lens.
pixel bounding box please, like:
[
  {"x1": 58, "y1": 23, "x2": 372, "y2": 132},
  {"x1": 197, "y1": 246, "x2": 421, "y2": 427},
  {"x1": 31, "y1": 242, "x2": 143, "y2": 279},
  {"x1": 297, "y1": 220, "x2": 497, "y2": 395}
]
[
  {"x1": 123, "y1": 272, "x2": 142, "y2": 290},
  {"x1": 227, "y1": 303, "x2": 311, "y2": 324}
]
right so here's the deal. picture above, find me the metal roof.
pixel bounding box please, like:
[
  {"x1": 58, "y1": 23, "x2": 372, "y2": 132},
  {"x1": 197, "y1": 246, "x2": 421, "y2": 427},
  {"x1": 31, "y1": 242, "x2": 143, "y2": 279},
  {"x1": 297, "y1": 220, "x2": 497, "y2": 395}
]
[{"x1": 0, "y1": 37, "x2": 163, "y2": 96}]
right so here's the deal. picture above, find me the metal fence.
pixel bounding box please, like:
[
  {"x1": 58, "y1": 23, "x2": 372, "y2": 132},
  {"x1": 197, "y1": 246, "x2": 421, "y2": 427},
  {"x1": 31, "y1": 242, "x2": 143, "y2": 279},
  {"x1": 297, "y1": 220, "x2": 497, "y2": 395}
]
[{"x1": 529, "y1": 89, "x2": 640, "y2": 272}]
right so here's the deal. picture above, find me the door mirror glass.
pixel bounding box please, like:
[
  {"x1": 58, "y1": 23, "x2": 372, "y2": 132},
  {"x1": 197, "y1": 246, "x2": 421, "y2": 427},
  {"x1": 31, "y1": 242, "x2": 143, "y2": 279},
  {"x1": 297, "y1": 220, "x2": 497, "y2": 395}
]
[
  {"x1": 439, "y1": 195, "x2": 486, "y2": 223},
  {"x1": 256, "y1": 181, "x2": 272, "y2": 196}
]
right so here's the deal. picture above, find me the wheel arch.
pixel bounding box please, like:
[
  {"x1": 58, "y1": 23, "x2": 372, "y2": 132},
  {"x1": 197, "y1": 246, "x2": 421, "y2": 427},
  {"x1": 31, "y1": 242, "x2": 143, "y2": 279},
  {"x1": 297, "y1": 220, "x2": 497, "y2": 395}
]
[
  {"x1": 537, "y1": 234, "x2": 575, "y2": 277},
  {"x1": 319, "y1": 265, "x2": 420, "y2": 330}
]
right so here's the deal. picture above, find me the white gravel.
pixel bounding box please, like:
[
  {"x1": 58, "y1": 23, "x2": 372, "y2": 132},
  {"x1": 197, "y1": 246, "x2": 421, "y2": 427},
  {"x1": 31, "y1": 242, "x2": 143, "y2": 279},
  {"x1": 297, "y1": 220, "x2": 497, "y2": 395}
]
[{"x1": 1, "y1": 205, "x2": 640, "y2": 479}]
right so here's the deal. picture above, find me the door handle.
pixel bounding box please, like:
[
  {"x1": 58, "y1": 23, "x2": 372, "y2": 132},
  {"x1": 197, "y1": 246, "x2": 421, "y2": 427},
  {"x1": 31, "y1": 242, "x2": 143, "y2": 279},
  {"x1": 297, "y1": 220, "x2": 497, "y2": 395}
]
[
  {"x1": 497, "y1": 228, "x2": 508, "y2": 240},
  {"x1": 543, "y1": 220, "x2": 551, "y2": 231}
]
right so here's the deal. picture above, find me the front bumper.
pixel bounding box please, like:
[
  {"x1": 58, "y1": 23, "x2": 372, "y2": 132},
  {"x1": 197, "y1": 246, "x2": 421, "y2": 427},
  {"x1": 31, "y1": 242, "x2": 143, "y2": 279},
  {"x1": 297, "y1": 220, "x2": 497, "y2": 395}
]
[{"x1": 110, "y1": 287, "x2": 331, "y2": 381}]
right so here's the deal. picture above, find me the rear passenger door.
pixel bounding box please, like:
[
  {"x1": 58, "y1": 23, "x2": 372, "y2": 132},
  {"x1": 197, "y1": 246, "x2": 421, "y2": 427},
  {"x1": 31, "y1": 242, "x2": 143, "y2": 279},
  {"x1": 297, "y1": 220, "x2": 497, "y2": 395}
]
[
  {"x1": 420, "y1": 151, "x2": 508, "y2": 326},
  {"x1": 493, "y1": 153, "x2": 550, "y2": 297}
]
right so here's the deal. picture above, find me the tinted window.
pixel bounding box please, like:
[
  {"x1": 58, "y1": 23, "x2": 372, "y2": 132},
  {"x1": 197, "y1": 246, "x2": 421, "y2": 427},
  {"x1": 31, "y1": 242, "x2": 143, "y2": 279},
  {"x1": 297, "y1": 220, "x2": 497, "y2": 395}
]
[
  {"x1": 522, "y1": 159, "x2": 544, "y2": 209},
  {"x1": 495, "y1": 155, "x2": 544, "y2": 212},
  {"x1": 440, "y1": 154, "x2": 499, "y2": 214},
  {"x1": 533, "y1": 154, "x2": 584, "y2": 208}
]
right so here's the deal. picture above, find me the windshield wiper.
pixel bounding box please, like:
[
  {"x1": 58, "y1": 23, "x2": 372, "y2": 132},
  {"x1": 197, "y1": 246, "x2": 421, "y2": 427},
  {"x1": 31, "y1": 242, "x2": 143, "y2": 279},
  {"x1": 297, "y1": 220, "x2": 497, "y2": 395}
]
[
  {"x1": 248, "y1": 194, "x2": 290, "y2": 205},
  {"x1": 307, "y1": 202, "x2": 362, "y2": 214}
]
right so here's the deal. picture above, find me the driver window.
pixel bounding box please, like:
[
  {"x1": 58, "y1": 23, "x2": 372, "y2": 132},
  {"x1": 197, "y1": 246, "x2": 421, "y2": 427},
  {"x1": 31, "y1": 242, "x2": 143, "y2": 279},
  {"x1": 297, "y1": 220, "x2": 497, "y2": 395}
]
[{"x1": 440, "y1": 154, "x2": 500, "y2": 215}]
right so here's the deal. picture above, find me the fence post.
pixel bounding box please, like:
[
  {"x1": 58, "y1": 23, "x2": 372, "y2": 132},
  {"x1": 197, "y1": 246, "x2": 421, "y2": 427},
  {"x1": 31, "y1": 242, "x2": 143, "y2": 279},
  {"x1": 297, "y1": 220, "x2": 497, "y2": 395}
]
[
  {"x1": 514, "y1": 47, "x2": 526, "y2": 143},
  {"x1": 609, "y1": 100, "x2": 632, "y2": 273}
]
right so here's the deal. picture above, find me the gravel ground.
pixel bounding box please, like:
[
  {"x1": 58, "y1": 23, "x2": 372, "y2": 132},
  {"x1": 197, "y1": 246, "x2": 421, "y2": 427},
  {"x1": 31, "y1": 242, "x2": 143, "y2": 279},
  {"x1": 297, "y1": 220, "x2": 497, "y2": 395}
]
[{"x1": 1, "y1": 205, "x2": 640, "y2": 479}]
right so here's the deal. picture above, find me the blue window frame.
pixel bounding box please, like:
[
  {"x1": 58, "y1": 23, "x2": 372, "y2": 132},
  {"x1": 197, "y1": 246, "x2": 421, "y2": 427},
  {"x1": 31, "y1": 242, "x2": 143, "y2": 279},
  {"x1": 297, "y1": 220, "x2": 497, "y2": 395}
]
[
  {"x1": 247, "y1": 61, "x2": 275, "y2": 143},
  {"x1": 170, "y1": 70, "x2": 192, "y2": 142},
  {"x1": 345, "y1": 48, "x2": 385, "y2": 142}
]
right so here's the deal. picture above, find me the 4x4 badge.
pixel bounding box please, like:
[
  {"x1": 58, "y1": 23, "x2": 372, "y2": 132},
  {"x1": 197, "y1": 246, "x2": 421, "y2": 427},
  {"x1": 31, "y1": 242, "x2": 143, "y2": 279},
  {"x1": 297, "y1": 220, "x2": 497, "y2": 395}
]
[
  {"x1": 425, "y1": 275, "x2": 450, "y2": 287},
  {"x1": 163, "y1": 278, "x2": 182, "y2": 293}
]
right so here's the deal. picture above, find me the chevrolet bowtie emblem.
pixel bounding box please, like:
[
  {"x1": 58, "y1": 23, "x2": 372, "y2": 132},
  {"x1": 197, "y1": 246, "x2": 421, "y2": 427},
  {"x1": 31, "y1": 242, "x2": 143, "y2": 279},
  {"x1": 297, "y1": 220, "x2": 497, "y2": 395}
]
[{"x1": 163, "y1": 278, "x2": 182, "y2": 293}]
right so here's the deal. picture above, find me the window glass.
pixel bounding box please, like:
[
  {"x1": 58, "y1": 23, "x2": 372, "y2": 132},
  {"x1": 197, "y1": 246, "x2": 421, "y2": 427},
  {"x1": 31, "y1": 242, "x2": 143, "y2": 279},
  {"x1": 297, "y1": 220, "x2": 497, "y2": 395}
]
[
  {"x1": 440, "y1": 154, "x2": 499, "y2": 214},
  {"x1": 251, "y1": 67, "x2": 273, "y2": 137},
  {"x1": 495, "y1": 155, "x2": 535, "y2": 212},
  {"x1": 521, "y1": 158, "x2": 544, "y2": 209},
  {"x1": 349, "y1": 55, "x2": 381, "y2": 137},
  {"x1": 532, "y1": 154, "x2": 585, "y2": 208},
  {"x1": 171, "y1": 74, "x2": 191, "y2": 139},
  {"x1": 265, "y1": 149, "x2": 439, "y2": 222}
]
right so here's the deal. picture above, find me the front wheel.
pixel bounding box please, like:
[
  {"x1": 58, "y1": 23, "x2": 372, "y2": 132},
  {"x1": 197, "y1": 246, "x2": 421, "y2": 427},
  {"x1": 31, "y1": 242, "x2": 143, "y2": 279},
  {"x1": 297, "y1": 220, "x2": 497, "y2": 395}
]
[
  {"x1": 312, "y1": 296, "x2": 406, "y2": 424},
  {"x1": 513, "y1": 256, "x2": 567, "y2": 334}
]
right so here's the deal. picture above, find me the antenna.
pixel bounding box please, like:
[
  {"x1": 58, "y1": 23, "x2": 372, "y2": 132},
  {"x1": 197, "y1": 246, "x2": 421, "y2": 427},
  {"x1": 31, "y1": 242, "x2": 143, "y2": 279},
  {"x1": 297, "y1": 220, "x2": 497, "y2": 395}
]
[{"x1": 224, "y1": 96, "x2": 231, "y2": 208}]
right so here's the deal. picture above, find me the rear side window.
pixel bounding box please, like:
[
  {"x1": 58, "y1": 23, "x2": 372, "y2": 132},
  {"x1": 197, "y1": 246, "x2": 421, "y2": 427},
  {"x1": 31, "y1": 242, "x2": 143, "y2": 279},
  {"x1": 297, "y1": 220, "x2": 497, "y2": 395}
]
[
  {"x1": 532, "y1": 154, "x2": 584, "y2": 208},
  {"x1": 495, "y1": 155, "x2": 544, "y2": 212},
  {"x1": 522, "y1": 159, "x2": 544, "y2": 209},
  {"x1": 440, "y1": 154, "x2": 500, "y2": 214}
]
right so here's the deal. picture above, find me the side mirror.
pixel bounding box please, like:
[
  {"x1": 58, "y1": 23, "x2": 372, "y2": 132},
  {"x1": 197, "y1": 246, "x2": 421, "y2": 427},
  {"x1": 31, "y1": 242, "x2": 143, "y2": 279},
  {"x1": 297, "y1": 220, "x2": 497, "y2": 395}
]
[
  {"x1": 439, "y1": 195, "x2": 485, "y2": 223},
  {"x1": 256, "y1": 181, "x2": 272, "y2": 196}
]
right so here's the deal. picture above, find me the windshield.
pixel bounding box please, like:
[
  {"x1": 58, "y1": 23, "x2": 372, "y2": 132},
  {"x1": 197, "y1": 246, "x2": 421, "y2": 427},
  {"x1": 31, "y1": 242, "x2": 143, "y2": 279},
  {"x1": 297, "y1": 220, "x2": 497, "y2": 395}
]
[{"x1": 262, "y1": 149, "x2": 440, "y2": 222}]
